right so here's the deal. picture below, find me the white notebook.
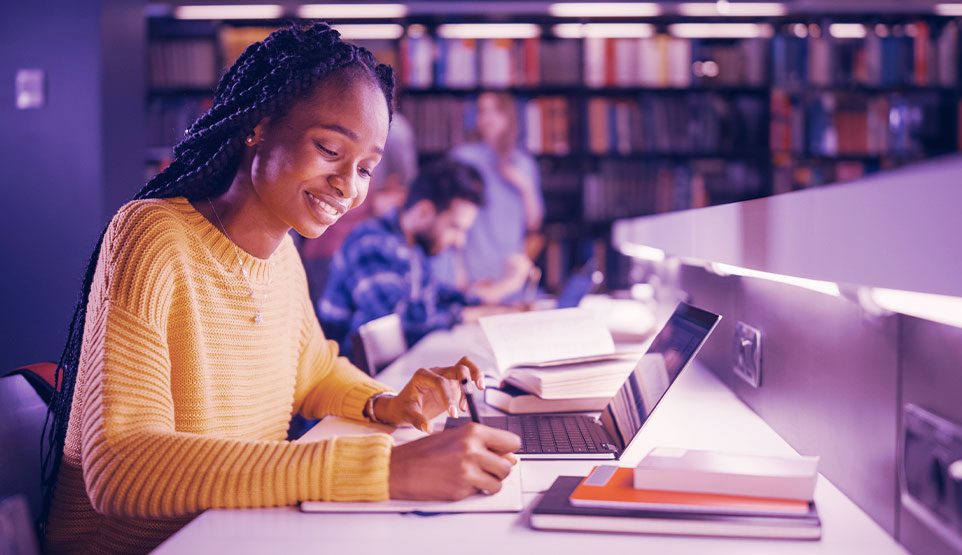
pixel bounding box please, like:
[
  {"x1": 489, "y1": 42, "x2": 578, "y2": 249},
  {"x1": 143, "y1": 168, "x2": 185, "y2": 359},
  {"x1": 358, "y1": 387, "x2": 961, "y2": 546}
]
[
  {"x1": 297, "y1": 416, "x2": 524, "y2": 514},
  {"x1": 300, "y1": 467, "x2": 522, "y2": 513}
]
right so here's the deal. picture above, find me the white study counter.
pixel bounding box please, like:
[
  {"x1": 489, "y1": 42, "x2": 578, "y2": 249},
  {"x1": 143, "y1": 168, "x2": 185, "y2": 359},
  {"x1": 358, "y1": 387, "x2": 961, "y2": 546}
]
[{"x1": 154, "y1": 324, "x2": 907, "y2": 555}]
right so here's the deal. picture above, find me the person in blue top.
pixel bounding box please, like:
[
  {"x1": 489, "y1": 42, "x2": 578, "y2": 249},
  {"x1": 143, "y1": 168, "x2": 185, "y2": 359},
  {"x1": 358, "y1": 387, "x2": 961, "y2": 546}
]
[
  {"x1": 433, "y1": 91, "x2": 545, "y2": 303},
  {"x1": 318, "y1": 158, "x2": 485, "y2": 354}
]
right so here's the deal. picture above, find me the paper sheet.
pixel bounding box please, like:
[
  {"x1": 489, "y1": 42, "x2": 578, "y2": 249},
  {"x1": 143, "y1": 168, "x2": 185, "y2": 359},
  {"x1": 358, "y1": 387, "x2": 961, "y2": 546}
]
[
  {"x1": 297, "y1": 416, "x2": 524, "y2": 514},
  {"x1": 299, "y1": 467, "x2": 523, "y2": 513}
]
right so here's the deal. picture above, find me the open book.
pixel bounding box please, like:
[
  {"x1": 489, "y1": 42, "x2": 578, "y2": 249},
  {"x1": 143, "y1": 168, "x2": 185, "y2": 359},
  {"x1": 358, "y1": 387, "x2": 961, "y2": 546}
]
[{"x1": 478, "y1": 308, "x2": 642, "y2": 399}]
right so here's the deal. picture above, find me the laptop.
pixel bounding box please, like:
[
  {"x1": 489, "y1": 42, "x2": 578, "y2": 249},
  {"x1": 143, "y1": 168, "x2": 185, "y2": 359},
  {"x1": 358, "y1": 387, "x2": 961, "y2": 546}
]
[
  {"x1": 556, "y1": 258, "x2": 602, "y2": 309},
  {"x1": 446, "y1": 302, "x2": 721, "y2": 459}
]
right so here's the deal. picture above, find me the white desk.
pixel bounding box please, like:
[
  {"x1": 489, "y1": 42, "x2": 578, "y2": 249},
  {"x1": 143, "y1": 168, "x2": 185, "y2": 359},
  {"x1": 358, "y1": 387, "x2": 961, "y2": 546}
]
[{"x1": 154, "y1": 325, "x2": 907, "y2": 555}]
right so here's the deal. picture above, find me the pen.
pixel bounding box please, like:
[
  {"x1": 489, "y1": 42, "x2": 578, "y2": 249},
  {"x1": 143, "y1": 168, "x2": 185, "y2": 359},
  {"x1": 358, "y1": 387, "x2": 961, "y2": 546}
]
[{"x1": 460, "y1": 378, "x2": 481, "y2": 423}]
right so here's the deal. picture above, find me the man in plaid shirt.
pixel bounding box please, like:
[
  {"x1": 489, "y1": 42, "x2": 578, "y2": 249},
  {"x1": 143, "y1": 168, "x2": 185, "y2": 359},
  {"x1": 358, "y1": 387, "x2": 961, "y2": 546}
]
[{"x1": 318, "y1": 159, "x2": 485, "y2": 354}]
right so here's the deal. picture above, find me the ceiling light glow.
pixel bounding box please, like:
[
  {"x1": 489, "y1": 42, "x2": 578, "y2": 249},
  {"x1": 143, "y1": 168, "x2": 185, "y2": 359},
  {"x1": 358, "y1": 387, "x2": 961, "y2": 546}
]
[{"x1": 174, "y1": 4, "x2": 284, "y2": 19}]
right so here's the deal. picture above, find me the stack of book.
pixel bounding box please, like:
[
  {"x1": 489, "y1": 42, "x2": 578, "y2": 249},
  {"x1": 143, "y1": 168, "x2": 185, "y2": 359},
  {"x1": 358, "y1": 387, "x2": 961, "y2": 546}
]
[
  {"x1": 478, "y1": 308, "x2": 645, "y2": 414},
  {"x1": 531, "y1": 448, "x2": 822, "y2": 539}
]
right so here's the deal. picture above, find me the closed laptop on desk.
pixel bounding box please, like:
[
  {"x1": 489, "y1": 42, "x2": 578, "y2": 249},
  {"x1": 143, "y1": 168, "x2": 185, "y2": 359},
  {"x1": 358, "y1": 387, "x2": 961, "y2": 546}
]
[{"x1": 447, "y1": 302, "x2": 721, "y2": 459}]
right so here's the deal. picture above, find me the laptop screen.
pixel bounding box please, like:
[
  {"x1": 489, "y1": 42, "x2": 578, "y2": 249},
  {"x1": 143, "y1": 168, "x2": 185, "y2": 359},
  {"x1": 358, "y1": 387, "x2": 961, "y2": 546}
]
[
  {"x1": 599, "y1": 302, "x2": 721, "y2": 452},
  {"x1": 556, "y1": 258, "x2": 599, "y2": 309}
]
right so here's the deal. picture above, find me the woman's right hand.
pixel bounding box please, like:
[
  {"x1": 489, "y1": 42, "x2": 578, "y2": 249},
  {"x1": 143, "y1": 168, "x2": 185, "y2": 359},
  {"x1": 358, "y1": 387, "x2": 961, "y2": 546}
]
[{"x1": 388, "y1": 423, "x2": 521, "y2": 501}]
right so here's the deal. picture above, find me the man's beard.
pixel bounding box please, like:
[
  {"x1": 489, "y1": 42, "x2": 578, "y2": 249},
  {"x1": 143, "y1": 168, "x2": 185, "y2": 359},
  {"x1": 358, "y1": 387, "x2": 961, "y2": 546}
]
[{"x1": 413, "y1": 230, "x2": 438, "y2": 256}]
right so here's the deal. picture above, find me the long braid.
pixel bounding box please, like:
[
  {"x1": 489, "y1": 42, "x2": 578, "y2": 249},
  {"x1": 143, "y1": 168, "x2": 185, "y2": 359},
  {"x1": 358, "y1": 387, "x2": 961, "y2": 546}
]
[{"x1": 39, "y1": 21, "x2": 394, "y2": 538}]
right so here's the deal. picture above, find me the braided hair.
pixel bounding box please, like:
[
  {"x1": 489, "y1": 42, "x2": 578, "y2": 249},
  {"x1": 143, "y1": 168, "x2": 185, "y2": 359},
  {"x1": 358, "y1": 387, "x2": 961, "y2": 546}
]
[{"x1": 39, "y1": 21, "x2": 395, "y2": 536}]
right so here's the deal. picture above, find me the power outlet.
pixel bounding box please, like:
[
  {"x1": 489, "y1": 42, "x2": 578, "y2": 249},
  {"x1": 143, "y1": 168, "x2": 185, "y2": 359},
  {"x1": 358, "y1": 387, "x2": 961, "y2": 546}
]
[
  {"x1": 733, "y1": 321, "x2": 762, "y2": 388},
  {"x1": 902, "y1": 404, "x2": 962, "y2": 539}
]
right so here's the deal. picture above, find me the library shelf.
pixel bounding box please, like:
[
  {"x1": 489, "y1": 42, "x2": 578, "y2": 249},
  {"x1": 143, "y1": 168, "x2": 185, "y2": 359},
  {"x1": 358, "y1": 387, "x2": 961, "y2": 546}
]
[{"x1": 144, "y1": 13, "x2": 962, "y2": 291}]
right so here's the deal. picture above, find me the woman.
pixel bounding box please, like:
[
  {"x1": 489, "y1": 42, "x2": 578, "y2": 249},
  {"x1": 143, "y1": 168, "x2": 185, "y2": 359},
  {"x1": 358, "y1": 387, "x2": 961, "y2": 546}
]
[
  {"x1": 433, "y1": 91, "x2": 545, "y2": 304},
  {"x1": 42, "y1": 23, "x2": 518, "y2": 554}
]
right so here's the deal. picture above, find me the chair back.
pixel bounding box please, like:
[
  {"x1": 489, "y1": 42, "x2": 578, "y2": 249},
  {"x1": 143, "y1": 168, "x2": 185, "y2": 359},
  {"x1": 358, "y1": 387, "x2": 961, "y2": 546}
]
[
  {"x1": 1, "y1": 363, "x2": 56, "y2": 533},
  {"x1": 0, "y1": 495, "x2": 40, "y2": 555},
  {"x1": 355, "y1": 313, "x2": 407, "y2": 375}
]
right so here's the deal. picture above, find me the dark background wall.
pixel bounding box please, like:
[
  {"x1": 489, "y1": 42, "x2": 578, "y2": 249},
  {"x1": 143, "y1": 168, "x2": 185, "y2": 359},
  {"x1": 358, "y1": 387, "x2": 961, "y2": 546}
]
[{"x1": 0, "y1": 0, "x2": 144, "y2": 371}]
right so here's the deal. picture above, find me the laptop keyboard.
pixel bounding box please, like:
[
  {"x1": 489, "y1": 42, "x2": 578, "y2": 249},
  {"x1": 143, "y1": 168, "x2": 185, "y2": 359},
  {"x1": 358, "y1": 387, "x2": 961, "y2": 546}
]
[{"x1": 504, "y1": 415, "x2": 607, "y2": 455}]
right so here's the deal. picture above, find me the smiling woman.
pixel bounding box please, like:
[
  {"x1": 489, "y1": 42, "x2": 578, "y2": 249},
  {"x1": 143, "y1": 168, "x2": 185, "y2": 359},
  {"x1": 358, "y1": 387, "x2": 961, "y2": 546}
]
[{"x1": 42, "y1": 22, "x2": 519, "y2": 554}]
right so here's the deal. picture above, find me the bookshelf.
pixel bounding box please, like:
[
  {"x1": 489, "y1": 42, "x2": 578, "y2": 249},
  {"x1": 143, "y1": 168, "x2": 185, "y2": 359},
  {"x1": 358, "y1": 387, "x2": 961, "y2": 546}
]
[{"x1": 144, "y1": 12, "x2": 962, "y2": 291}]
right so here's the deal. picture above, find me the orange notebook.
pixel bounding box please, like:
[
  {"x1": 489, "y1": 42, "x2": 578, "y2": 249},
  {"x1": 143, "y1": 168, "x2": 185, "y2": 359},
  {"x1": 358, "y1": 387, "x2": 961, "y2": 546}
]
[{"x1": 569, "y1": 466, "x2": 812, "y2": 516}]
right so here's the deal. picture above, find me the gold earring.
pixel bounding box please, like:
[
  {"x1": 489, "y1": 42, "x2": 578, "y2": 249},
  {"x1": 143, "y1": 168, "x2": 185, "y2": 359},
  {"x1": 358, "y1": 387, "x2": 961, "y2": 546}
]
[{"x1": 245, "y1": 135, "x2": 256, "y2": 146}]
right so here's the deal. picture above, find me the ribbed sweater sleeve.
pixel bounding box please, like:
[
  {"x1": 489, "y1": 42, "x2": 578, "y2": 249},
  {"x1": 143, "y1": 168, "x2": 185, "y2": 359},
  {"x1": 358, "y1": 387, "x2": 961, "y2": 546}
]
[
  {"x1": 73, "y1": 200, "x2": 393, "y2": 522},
  {"x1": 292, "y1": 282, "x2": 394, "y2": 421}
]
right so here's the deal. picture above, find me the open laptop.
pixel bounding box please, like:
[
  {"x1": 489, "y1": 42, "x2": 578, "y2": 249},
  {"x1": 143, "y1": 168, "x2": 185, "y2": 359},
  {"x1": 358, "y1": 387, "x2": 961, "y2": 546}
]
[
  {"x1": 555, "y1": 258, "x2": 602, "y2": 309},
  {"x1": 446, "y1": 302, "x2": 721, "y2": 459}
]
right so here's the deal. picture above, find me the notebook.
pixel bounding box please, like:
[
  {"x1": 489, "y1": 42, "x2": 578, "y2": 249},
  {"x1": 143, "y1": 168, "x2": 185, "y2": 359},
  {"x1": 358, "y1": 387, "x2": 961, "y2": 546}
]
[
  {"x1": 297, "y1": 416, "x2": 523, "y2": 514},
  {"x1": 570, "y1": 466, "x2": 812, "y2": 515},
  {"x1": 447, "y1": 302, "x2": 721, "y2": 460},
  {"x1": 530, "y1": 476, "x2": 821, "y2": 540},
  {"x1": 300, "y1": 466, "x2": 523, "y2": 514}
]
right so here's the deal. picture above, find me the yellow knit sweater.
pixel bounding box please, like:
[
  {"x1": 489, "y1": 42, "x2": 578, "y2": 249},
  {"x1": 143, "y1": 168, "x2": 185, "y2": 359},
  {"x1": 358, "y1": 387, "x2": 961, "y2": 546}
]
[{"x1": 46, "y1": 197, "x2": 394, "y2": 554}]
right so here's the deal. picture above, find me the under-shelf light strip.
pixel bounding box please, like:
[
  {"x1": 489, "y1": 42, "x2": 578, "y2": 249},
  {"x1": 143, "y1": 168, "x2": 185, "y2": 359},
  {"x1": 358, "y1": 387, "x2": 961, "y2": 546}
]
[
  {"x1": 436, "y1": 23, "x2": 541, "y2": 40},
  {"x1": 711, "y1": 263, "x2": 841, "y2": 297},
  {"x1": 828, "y1": 23, "x2": 867, "y2": 39},
  {"x1": 548, "y1": 2, "x2": 662, "y2": 17},
  {"x1": 616, "y1": 242, "x2": 667, "y2": 263},
  {"x1": 935, "y1": 3, "x2": 962, "y2": 16},
  {"x1": 174, "y1": 4, "x2": 284, "y2": 20},
  {"x1": 553, "y1": 23, "x2": 655, "y2": 39},
  {"x1": 297, "y1": 4, "x2": 408, "y2": 19},
  {"x1": 677, "y1": 2, "x2": 786, "y2": 17},
  {"x1": 332, "y1": 24, "x2": 405, "y2": 40},
  {"x1": 867, "y1": 288, "x2": 962, "y2": 329},
  {"x1": 668, "y1": 23, "x2": 774, "y2": 38}
]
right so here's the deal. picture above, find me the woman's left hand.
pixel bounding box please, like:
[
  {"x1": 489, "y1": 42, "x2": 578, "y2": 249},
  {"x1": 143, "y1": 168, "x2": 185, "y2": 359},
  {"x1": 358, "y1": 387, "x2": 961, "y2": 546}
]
[{"x1": 377, "y1": 356, "x2": 485, "y2": 432}]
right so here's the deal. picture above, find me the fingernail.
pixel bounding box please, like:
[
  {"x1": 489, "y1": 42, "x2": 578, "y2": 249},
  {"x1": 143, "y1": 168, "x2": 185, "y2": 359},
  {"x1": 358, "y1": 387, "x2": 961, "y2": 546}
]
[
  {"x1": 477, "y1": 377, "x2": 485, "y2": 390},
  {"x1": 449, "y1": 406, "x2": 458, "y2": 418}
]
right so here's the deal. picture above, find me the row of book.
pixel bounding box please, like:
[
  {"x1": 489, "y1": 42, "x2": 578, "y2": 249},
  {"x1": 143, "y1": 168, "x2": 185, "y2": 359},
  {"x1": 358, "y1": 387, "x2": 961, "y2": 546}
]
[
  {"x1": 401, "y1": 93, "x2": 767, "y2": 157},
  {"x1": 771, "y1": 159, "x2": 892, "y2": 193},
  {"x1": 772, "y1": 21, "x2": 959, "y2": 88},
  {"x1": 400, "y1": 37, "x2": 582, "y2": 89},
  {"x1": 585, "y1": 37, "x2": 768, "y2": 88},
  {"x1": 395, "y1": 25, "x2": 960, "y2": 90},
  {"x1": 585, "y1": 94, "x2": 767, "y2": 155},
  {"x1": 582, "y1": 159, "x2": 765, "y2": 222},
  {"x1": 399, "y1": 94, "x2": 582, "y2": 155},
  {"x1": 771, "y1": 90, "x2": 946, "y2": 157},
  {"x1": 399, "y1": 35, "x2": 769, "y2": 90},
  {"x1": 148, "y1": 20, "x2": 962, "y2": 92},
  {"x1": 148, "y1": 38, "x2": 219, "y2": 89},
  {"x1": 146, "y1": 96, "x2": 212, "y2": 148},
  {"x1": 532, "y1": 449, "x2": 821, "y2": 539}
]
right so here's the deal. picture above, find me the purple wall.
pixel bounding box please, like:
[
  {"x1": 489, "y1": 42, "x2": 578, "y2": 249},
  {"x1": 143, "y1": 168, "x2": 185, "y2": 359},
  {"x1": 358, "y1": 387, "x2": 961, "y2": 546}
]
[{"x1": 0, "y1": 0, "x2": 144, "y2": 370}]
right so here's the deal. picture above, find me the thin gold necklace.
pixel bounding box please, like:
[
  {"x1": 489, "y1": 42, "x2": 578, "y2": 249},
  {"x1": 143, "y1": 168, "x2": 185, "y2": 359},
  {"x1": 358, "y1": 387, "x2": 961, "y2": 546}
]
[{"x1": 207, "y1": 198, "x2": 274, "y2": 324}]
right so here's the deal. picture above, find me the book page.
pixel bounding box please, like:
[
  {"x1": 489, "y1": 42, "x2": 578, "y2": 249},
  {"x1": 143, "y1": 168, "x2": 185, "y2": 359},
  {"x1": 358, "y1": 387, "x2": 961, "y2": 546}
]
[{"x1": 479, "y1": 308, "x2": 616, "y2": 373}]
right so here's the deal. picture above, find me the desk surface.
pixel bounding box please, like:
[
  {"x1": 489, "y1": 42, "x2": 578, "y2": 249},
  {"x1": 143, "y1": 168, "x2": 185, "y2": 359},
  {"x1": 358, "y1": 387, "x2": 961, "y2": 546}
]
[{"x1": 154, "y1": 325, "x2": 907, "y2": 555}]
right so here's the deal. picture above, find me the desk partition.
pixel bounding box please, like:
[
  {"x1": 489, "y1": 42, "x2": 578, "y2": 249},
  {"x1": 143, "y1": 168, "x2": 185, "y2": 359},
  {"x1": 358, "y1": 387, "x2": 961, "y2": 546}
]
[{"x1": 612, "y1": 155, "x2": 962, "y2": 555}]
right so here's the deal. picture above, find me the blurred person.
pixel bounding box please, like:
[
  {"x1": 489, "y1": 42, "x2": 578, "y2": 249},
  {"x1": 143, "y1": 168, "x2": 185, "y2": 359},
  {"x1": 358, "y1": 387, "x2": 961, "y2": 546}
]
[
  {"x1": 319, "y1": 158, "x2": 522, "y2": 354},
  {"x1": 42, "y1": 24, "x2": 519, "y2": 554},
  {"x1": 433, "y1": 91, "x2": 545, "y2": 303},
  {"x1": 299, "y1": 111, "x2": 417, "y2": 305}
]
